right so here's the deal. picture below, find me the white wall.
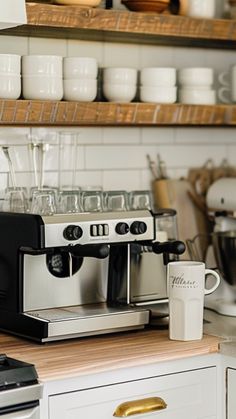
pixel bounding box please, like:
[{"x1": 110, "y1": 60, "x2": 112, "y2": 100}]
[{"x1": 0, "y1": 34, "x2": 235, "y2": 192}]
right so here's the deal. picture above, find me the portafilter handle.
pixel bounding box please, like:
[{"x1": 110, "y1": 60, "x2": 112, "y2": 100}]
[
  {"x1": 152, "y1": 240, "x2": 186, "y2": 256},
  {"x1": 69, "y1": 244, "x2": 110, "y2": 259}
]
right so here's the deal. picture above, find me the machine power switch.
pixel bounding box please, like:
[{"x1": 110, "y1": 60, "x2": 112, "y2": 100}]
[
  {"x1": 115, "y1": 222, "x2": 129, "y2": 235},
  {"x1": 63, "y1": 225, "x2": 83, "y2": 241},
  {"x1": 130, "y1": 221, "x2": 147, "y2": 235}
]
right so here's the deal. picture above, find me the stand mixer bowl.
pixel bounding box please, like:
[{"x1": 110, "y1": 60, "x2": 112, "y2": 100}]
[{"x1": 212, "y1": 230, "x2": 236, "y2": 286}]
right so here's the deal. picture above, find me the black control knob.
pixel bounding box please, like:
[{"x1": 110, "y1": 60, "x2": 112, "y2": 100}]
[
  {"x1": 130, "y1": 221, "x2": 147, "y2": 235},
  {"x1": 63, "y1": 225, "x2": 83, "y2": 241},
  {"x1": 115, "y1": 222, "x2": 129, "y2": 235}
]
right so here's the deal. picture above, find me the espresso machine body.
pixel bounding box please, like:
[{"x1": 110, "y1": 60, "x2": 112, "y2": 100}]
[{"x1": 0, "y1": 210, "x2": 157, "y2": 342}]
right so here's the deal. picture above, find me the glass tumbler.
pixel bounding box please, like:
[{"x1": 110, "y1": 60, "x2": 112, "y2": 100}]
[
  {"x1": 103, "y1": 190, "x2": 129, "y2": 212},
  {"x1": 2, "y1": 187, "x2": 28, "y2": 213},
  {"x1": 30, "y1": 189, "x2": 57, "y2": 216},
  {"x1": 81, "y1": 190, "x2": 103, "y2": 212},
  {"x1": 57, "y1": 190, "x2": 82, "y2": 214},
  {"x1": 129, "y1": 190, "x2": 153, "y2": 210}
]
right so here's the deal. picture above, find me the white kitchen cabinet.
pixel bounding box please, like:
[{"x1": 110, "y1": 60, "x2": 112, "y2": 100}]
[
  {"x1": 49, "y1": 367, "x2": 217, "y2": 419},
  {"x1": 227, "y1": 368, "x2": 236, "y2": 419}
]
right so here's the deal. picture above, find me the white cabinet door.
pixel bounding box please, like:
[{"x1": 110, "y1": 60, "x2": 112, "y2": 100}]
[
  {"x1": 227, "y1": 368, "x2": 236, "y2": 419},
  {"x1": 49, "y1": 367, "x2": 216, "y2": 419}
]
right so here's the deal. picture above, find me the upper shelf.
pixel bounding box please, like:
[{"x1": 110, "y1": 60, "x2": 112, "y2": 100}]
[
  {"x1": 2, "y1": 100, "x2": 236, "y2": 126},
  {"x1": 2, "y1": 2, "x2": 236, "y2": 49}
]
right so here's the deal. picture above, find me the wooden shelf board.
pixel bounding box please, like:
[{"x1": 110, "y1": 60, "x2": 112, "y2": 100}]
[
  {"x1": 2, "y1": 3, "x2": 236, "y2": 48},
  {"x1": 1, "y1": 100, "x2": 236, "y2": 126}
]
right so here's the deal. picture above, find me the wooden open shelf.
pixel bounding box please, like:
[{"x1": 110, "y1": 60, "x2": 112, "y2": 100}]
[
  {"x1": 2, "y1": 2, "x2": 236, "y2": 49},
  {"x1": 1, "y1": 100, "x2": 236, "y2": 126}
]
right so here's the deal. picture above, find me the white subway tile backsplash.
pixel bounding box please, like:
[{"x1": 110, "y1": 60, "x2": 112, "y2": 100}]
[
  {"x1": 175, "y1": 128, "x2": 236, "y2": 145},
  {"x1": 141, "y1": 127, "x2": 175, "y2": 144},
  {"x1": 28, "y1": 37, "x2": 67, "y2": 57},
  {"x1": 140, "y1": 45, "x2": 174, "y2": 68},
  {"x1": 173, "y1": 47, "x2": 207, "y2": 70},
  {"x1": 75, "y1": 170, "x2": 103, "y2": 189},
  {"x1": 0, "y1": 36, "x2": 28, "y2": 55},
  {"x1": 103, "y1": 43, "x2": 140, "y2": 68},
  {"x1": 67, "y1": 40, "x2": 103, "y2": 65},
  {"x1": 103, "y1": 170, "x2": 141, "y2": 190},
  {"x1": 102, "y1": 127, "x2": 141, "y2": 144}
]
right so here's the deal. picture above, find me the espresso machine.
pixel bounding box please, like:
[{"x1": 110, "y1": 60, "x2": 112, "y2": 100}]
[
  {"x1": 205, "y1": 177, "x2": 236, "y2": 316},
  {"x1": 0, "y1": 209, "x2": 185, "y2": 342}
]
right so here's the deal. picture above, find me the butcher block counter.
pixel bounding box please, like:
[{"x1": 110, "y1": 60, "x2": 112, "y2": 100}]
[{"x1": 0, "y1": 329, "x2": 220, "y2": 382}]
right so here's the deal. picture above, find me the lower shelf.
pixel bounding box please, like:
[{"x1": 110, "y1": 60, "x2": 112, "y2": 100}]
[{"x1": 1, "y1": 100, "x2": 236, "y2": 126}]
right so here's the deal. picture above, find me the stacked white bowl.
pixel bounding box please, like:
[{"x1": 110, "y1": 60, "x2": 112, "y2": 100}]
[
  {"x1": 63, "y1": 57, "x2": 98, "y2": 102},
  {"x1": 22, "y1": 55, "x2": 63, "y2": 100},
  {"x1": 0, "y1": 54, "x2": 21, "y2": 99},
  {"x1": 102, "y1": 67, "x2": 137, "y2": 103},
  {"x1": 178, "y1": 68, "x2": 216, "y2": 105},
  {"x1": 140, "y1": 67, "x2": 177, "y2": 103}
]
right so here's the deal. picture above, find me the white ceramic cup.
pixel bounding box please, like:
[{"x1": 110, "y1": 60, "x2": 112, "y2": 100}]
[
  {"x1": 186, "y1": 0, "x2": 216, "y2": 18},
  {"x1": 140, "y1": 67, "x2": 176, "y2": 87},
  {"x1": 103, "y1": 82, "x2": 137, "y2": 102},
  {"x1": 178, "y1": 68, "x2": 214, "y2": 87},
  {"x1": 0, "y1": 74, "x2": 21, "y2": 99},
  {"x1": 63, "y1": 79, "x2": 97, "y2": 101},
  {"x1": 22, "y1": 75, "x2": 63, "y2": 100},
  {"x1": 0, "y1": 54, "x2": 21, "y2": 74},
  {"x1": 167, "y1": 261, "x2": 220, "y2": 341},
  {"x1": 22, "y1": 55, "x2": 63, "y2": 77},
  {"x1": 179, "y1": 88, "x2": 216, "y2": 104},
  {"x1": 140, "y1": 86, "x2": 177, "y2": 103},
  {"x1": 103, "y1": 67, "x2": 138, "y2": 85},
  {"x1": 218, "y1": 66, "x2": 236, "y2": 103},
  {"x1": 63, "y1": 57, "x2": 98, "y2": 80}
]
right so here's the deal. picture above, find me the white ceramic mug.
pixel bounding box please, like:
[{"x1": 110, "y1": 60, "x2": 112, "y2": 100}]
[
  {"x1": 140, "y1": 67, "x2": 176, "y2": 87},
  {"x1": 167, "y1": 261, "x2": 220, "y2": 341},
  {"x1": 218, "y1": 66, "x2": 236, "y2": 103},
  {"x1": 179, "y1": 88, "x2": 216, "y2": 104},
  {"x1": 178, "y1": 68, "x2": 214, "y2": 87},
  {"x1": 63, "y1": 57, "x2": 98, "y2": 80},
  {"x1": 140, "y1": 86, "x2": 177, "y2": 103},
  {"x1": 186, "y1": 0, "x2": 216, "y2": 18}
]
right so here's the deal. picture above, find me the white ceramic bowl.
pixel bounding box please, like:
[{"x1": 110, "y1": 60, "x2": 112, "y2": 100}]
[
  {"x1": 0, "y1": 54, "x2": 21, "y2": 75},
  {"x1": 178, "y1": 68, "x2": 214, "y2": 87},
  {"x1": 63, "y1": 57, "x2": 98, "y2": 80},
  {"x1": 0, "y1": 74, "x2": 21, "y2": 99},
  {"x1": 103, "y1": 67, "x2": 138, "y2": 85},
  {"x1": 103, "y1": 82, "x2": 137, "y2": 103},
  {"x1": 63, "y1": 79, "x2": 97, "y2": 101},
  {"x1": 141, "y1": 67, "x2": 176, "y2": 87},
  {"x1": 22, "y1": 75, "x2": 63, "y2": 100},
  {"x1": 140, "y1": 86, "x2": 177, "y2": 103},
  {"x1": 22, "y1": 55, "x2": 63, "y2": 77},
  {"x1": 179, "y1": 88, "x2": 216, "y2": 105}
]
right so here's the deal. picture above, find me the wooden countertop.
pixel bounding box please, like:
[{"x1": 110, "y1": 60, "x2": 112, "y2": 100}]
[{"x1": 0, "y1": 330, "x2": 220, "y2": 382}]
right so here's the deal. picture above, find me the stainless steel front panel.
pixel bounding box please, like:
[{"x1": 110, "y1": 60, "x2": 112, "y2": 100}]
[
  {"x1": 25, "y1": 304, "x2": 149, "y2": 341},
  {"x1": 23, "y1": 255, "x2": 108, "y2": 311},
  {"x1": 2, "y1": 406, "x2": 40, "y2": 419},
  {"x1": 42, "y1": 211, "x2": 154, "y2": 247}
]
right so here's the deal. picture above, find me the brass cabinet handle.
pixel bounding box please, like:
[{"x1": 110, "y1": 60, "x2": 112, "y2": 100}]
[{"x1": 113, "y1": 396, "x2": 167, "y2": 417}]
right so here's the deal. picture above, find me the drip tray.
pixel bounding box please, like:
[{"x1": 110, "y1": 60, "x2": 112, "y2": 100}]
[{"x1": 25, "y1": 303, "x2": 150, "y2": 342}]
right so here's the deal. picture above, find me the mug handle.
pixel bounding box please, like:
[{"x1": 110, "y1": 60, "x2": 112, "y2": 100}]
[
  {"x1": 204, "y1": 269, "x2": 221, "y2": 295},
  {"x1": 218, "y1": 71, "x2": 229, "y2": 86},
  {"x1": 218, "y1": 86, "x2": 231, "y2": 104}
]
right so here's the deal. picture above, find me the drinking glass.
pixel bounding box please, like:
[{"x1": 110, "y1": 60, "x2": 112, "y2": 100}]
[
  {"x1": 81, "y1": 190, "x2": 103, "y2": 212},
  {"x1": 57, "y1": 190, "x2": 82, "y2": 214},
  {"x1": 103, "y1": 190, "x2": 129, "y2": 212},
  {"x1": 30, "y1": 189, "x2": 57, "y2": 216},
  {"x1": 129, "y1": 190, "x2": 153, "y2": 210},
  {"x1": 2, "y1": 187, "x2": 28, "y2": 213}
]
